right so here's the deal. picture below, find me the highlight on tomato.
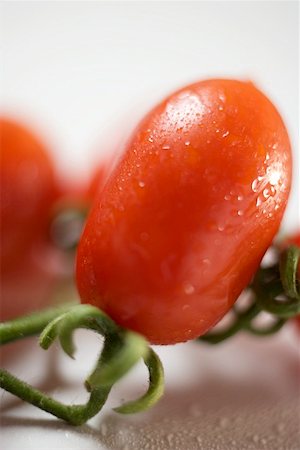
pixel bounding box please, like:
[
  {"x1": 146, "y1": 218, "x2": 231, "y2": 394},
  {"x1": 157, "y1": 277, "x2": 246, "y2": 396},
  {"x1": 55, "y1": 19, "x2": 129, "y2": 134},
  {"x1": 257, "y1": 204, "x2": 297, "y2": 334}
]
[{"x1": 76, "y1": 79, "x2": 292, "y2": 345}]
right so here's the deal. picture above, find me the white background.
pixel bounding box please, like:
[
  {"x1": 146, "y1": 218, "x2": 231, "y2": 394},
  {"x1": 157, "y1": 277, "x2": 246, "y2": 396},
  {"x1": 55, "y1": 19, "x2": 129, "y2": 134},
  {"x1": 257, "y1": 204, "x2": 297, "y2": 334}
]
[
  {"x1": 1, "y1": 1, "x2": 299, "y2": 229},
  {"x1": 1, "y1": 2, "x2": 299, "y2": 450}
]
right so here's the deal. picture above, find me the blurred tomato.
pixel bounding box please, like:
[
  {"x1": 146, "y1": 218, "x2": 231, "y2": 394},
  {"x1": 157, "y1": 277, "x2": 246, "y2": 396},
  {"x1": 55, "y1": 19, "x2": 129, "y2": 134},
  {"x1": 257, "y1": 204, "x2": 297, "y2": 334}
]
[
  {"x1": 1, "y1": 118, "x2": 57, "y2": 271},
  {"x1": 0, "y1": 118, "x2": 65, "y2": 320}
]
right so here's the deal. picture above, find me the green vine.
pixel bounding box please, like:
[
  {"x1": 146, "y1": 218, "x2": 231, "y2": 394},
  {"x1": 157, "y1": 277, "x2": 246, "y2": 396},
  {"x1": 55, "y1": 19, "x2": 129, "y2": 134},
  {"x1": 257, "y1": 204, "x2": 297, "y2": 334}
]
[
  {"x1": 0, "y1": 304, "x2": 164, "y2": 425},
  {"x1": 198, "y1": 244, "x2": 299, "y2": 345}
]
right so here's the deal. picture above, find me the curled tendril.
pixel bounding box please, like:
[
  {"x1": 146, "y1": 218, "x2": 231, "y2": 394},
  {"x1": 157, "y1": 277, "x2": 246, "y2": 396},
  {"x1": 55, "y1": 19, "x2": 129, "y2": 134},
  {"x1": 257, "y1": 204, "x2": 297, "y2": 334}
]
[
  {"x1": 0, "y1": 304, "x2": 164, "y2": 425},
  {"x1": 199, "y1": 244, "x2": 299, "y2": 345}
]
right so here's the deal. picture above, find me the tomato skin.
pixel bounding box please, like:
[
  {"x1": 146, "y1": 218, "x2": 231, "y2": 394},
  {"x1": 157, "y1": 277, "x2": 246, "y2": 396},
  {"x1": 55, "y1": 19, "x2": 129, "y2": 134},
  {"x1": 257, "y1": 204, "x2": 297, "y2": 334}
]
[
  {"x1": 0, "y1": 118, "x2": 57, "y2": 272},
  {"x1": 0, "y1": 118, "x2": 61, "y2": 320},
  {"x1": 76, "y1": 79, "x2": 292, "y2": 345}
]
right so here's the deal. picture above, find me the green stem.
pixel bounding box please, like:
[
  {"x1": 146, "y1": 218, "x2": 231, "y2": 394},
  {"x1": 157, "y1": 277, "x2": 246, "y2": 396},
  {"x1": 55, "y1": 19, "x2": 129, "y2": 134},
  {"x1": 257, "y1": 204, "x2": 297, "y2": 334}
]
[
  {"x1": 199, "y1": 302, "x2": 261, "y2": 345},
  {"x1": 0, "y1": 304, "x2": 165, "y2": 425},
  {"x1": 246, "y1": 318, "x2": 286, "y2": 336},
  {"x1": 0, "y1": 302, "x2": 76, "y2": 345},
  {"x1": 0, "y1": 369, "x2": 110, "y2": 426},
  {"x1": 279, "y1": 245, "x2": 300, "y2": 300}
]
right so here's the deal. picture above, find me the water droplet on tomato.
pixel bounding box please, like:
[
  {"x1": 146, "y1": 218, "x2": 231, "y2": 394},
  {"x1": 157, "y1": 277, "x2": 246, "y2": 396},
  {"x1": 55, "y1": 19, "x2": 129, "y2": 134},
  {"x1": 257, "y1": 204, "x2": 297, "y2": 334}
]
[
  {"x1": 138, "y1": 181, "x2": 145, "y2": 188},
  {"x1": 184, "y1": 284, "x2": 195, "y2": 295},
  {"x1": 162, "y1": 144, "x2": 170, "y2": 150},
  {"x1": 256, "y1": 196, "x2": 262, "y2": 207}
]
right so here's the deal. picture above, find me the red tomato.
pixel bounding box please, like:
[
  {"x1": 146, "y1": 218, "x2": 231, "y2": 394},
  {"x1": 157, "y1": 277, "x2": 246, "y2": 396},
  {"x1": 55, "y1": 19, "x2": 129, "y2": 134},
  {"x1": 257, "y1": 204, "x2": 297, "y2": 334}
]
[
  {"x1": 0, "y1": 118, "x2": 61, "y2": 320},
  {"x1": 0, "y1": 118, "x2": 57, "y2": 271},
  {"x1": 76, "y1": 79, "x2": 292, "y2": 345}
]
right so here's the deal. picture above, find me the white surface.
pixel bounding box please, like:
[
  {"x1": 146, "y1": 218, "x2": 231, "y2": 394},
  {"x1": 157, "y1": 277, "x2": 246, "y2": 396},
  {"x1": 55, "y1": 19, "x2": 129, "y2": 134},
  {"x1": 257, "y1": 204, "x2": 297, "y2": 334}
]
[
  {"x1": 1, "y1": 326, "x2": 300, "y2": 450},
  {"x1": 1, "y1": 2, "x2": 299, "y2": 449}
]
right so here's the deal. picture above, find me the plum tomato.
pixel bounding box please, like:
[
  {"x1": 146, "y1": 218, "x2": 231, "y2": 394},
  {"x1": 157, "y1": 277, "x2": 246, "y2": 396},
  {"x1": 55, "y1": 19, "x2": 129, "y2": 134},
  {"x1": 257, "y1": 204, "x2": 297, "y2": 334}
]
[
  {"x1": 0, "y1": 118, "x2": 61, "y2": 320},
  {"x1": 0, "y1": 118, "x2": 57, "y2": 272},
  {"x1": 76, "y1": 79, "x2": 292, "y2": 345}
]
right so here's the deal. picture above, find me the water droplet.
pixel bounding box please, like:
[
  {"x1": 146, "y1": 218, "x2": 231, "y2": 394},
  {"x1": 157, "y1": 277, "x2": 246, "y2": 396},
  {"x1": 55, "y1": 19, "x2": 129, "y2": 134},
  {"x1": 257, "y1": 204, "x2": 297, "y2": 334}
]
[
  {"x1": 263, "y1": 188, "x2": 270, "y2": 199},
  {"x1": 218, "y1": 105, "x2": 224, "y2": 111},
  {"x1": 276, "y1": 422, "x2": 285, "y2": 434},
  {"x1": 167, "y1": 433, "x2": 174, "y2": 444},
  {"x1": 162, "y1": 144, "x2": 170, "y2": 150},
  {"x1": 196, "y1": 435, "x2": 202, "y2": 444},
  {"x1": 148, "y1": 136, "x2": 153, "y2": 143},
  {"x1": 138, "y1": 181, "x2": 145, "y2": 188},
  {"x1": 218, "y1": 224, "x2": 225, "y2": 231},
  {"x1": 185, "y1": 140, "x2": 190, "y2": 146},
  {"x1": 237, "y1": 195, "x2": 243, "y2": 201},
  {"x1": 184, "y1": 284, "x2": 195, "y2": 295},
  {"x1": 272, "y1": 143, "x2": 278, "y2": 149},
  {"x1": 118, "y1": 186, "x2": 123, "y2": 191},
  {"x1": 256, "y1": 196, "x2": 262, "y2": 207},
  {"x1": 237, "y1": 210, "x2": 243, "y2": 216},
  {"x1": 136, "y1": 163, "x2": 140, "y2": 168},
  {"x1": 224, "y1": 194, "x2": 231, "y2": 201},
  {"x1": 222, "y1": 130, "x2": 229, "y2": 137},
  {"x1": 219, "y1": 417, "x2": 230, "y2": 428},
  {"x1": 252, "y1": 179, "x2": 259, "y2": 192},
  {"x1": 202, "y1": 258, "x2": 211, "y2": 265},
  {"x1": 182, "y1": 304, "x2": 190, "y2": 311}
]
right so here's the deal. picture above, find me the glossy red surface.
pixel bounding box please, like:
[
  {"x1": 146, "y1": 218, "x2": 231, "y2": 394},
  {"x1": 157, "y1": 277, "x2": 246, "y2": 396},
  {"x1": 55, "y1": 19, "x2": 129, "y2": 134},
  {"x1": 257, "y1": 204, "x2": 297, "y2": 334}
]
[
  {"x1": 0, "y1": 118, "x2": 59, "y2": 320},
  {"x1": 76, "y1": 80, "x2": 292, "y2": 344}
]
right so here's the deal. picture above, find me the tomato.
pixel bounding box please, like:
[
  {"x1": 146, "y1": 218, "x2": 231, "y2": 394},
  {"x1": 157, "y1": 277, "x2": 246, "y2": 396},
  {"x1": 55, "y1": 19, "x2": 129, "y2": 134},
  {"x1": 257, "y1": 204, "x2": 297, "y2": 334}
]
[
  {"x1": 76, "y1": 79, "x2": 292, "y2": 345},
  {"x1": 0, "y1": 118, "x2": 61, "y2": 320},
  {"x1": 0, "y1": 118, "x2": 57, "y2": 271}
]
